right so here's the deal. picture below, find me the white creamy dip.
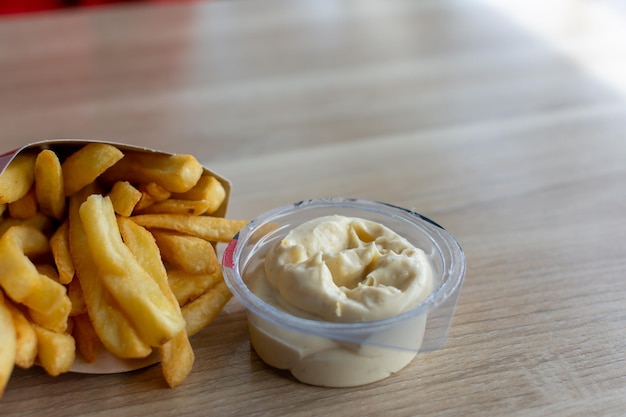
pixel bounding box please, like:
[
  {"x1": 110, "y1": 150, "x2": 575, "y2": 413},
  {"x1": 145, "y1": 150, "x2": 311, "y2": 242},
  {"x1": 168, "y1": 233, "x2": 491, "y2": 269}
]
[{"x1": 244, "y1": 215, "x2": 434, "y2": 387}]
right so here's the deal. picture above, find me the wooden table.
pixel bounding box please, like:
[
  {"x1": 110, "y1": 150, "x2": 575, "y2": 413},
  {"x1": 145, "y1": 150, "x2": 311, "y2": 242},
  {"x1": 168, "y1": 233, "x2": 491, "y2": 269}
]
[{"x1": 1, "y1": 0, "x2": 625, "y2": 415}]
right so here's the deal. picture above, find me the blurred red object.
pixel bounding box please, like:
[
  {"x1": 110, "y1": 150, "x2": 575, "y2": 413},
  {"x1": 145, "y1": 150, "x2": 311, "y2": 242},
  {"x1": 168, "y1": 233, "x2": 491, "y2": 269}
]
[{"x1": 0, "y1": 0, "x2": 186, "y2": 15}]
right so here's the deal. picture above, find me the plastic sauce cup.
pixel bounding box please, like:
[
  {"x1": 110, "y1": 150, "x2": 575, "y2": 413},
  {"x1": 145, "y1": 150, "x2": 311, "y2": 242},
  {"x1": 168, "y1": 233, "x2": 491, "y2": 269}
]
[{"x1": 222, "y1": 198, "x2": 465, "y2": 387}]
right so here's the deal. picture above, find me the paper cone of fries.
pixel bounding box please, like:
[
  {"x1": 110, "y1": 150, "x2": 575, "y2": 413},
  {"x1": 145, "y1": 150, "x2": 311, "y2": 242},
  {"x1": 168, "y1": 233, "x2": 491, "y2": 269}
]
[{"x1": 0, "y1": 140, "x2": 246, "y2": 393}]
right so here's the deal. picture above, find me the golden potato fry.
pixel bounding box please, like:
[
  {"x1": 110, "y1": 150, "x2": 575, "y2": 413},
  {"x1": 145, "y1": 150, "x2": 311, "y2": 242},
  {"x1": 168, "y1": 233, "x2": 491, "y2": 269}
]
[
  {"x1": 160, "y1": 329, "x2": 194, "y2": 388},
  {"x1": 0, "y1": 292, "x2": 16, "y2": 397},
  {"x1": 67, "y1": 278, "x2": 86, "y2": 316},
  {"x1": 116, "y1": 217, "x2": 172, "y2": 297},
  {"x1": 134, "y1": 182, "x2": 171, "y2": 211},
  {"x1": 72, "y1": 314, "x2": 99, "y2": 364},
  {"x1": 0, "y1": 212, "x2": 53, "y2": 237},
  {"x1": 34, "y1": 149, "x2": 66, "y2": 220},
  {"x1": 0, "y1": 152, "x2": 36, "y2": 204},
  {"x1": 33, "y1": 324, "x2": 75, "y2": 376},
  {"x1": 8, "y1": 187, "x2": 38, "y2": 219},
  {"x1": 50, "y1": 221, "x2": 74, "y2": 285},
  {"x1": 3, "y1": 297, "x2": 37, "y2": 369},
  {"x1": 135, "y1": 199, "x2": 212, "y2": 216},
  {"x1": 141, "y1": 182, "x2": 171, "y2": 202},
  {"x1": 171, "y1": 175, "x2": 226, "y2": 215},
  {"x1": 107, "y1": 181, "x2": 142, "y2": 217},
  {"x1": 0, "y1": 203, "x2": 5, "y2": 216},
  {"x1": 69, "y1": 192, "x2": 151, "y2": 359},
  {"x1": 36, "y1": 263, "x2": 60, "y2": 282},
  {"x1": 62, "y1": 143, "x2": 124, "y2": 196},
  {"x1": 28, "y1": 294, "x2": 71, "y2": 333},
  {"x1": 116, "y1": 216, "x2": 194, "y2": 387},
  {"x1": 151, "y1": 230, "x2": 218, "y2": 275},
  {"x1": 167, "y1": 269, "x2": 224, "y2": 307},
  {"x1": 79, "y1": 195, "x2": 185, "y2": 347},
  {"x1": 117, "y1": 219, "x2": 194, "y2": 385},
  {"x1": 182, "y1": 280, "x2": 232, "y2": 337},
  {"x1": 0, "y1": 226, "x2": 68, "y2": 316},
  {"x1": 132, "y1": 214, "x2": 247, "y2": 243},
  {"x1": 101, "y1": 151, "x2": 203, "y2": 193}
]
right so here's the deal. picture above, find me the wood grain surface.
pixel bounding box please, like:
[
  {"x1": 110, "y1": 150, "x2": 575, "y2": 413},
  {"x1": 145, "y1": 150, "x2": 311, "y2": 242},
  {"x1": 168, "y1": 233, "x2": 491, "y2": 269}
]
[{"x1": 0, "y1": 0, "x2": 625, "y2": 416}]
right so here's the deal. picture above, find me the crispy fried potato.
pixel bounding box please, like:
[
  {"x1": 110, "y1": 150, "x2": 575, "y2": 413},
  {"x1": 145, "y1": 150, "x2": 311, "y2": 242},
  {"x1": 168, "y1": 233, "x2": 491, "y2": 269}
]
[
  {"x1": 69, "y1": 192, "x2": 151, "y2": 359},
  {"x1": 3, "y1": 297, "x2": 37, "y2": 369},
  {"x1": 160, "y1": 330, "x2": 194, "y2": 388},
  {"x1": 67, "y1": 278, "x2": 86, "y2": 316},
  {"x1": 72, "y1": 314, "x2": 99, "y2": 364},
  {"x1": 80, "y1": 195, "x2": 185, "y2": 347},
  {"x1": 151, "y1": 230, "x2": 219, "y2": 275},
  {"x1": 28, "y1": 295, "x2": 71, "y2": 333},
  {"x1": 33, "y1": 324, "x2": 75, "y2": 376},
  {"x1": 132, "y1": 214, "x2": 247, "y2": 243},
  {"x1": 0, "y1": 152, "x2": 36, "y2": 204},
  {"x1": 134, "y1": 199, "x2": 213, "y2": 216},
  {"x1": 34, "y1": 149, "x2": 66, "y2": 220},
  {"x1": 117, "y1": 216, "x2": 194, "y2": 387},
  {"x1": 171, "y1": 175, "x2": 226, "y2": 215},
  {"x1": 8, "y1": 187, "x2": 38, "y2": 219},
  {"x1": 0, "y1": 226, "x2": 69, "y2": 316},
  {"x1": 141, "y1": 182, "x2": 171, "y2": 202},
  {"x1": 0, "y1": 292, "x2": 16, "y2": 397},
  {"x1": 182, "y1": 280, "x2": 232, "y2": 337},
  {"x1": 0, "y1": 212, "x2": 53, "y2": 237},
  {"x1": 107, "y1": 181, "x2": 142, "y2": 217},
  {"x1": 50, "y1": 221, "x2": 74, "y2": 285},
  {"x1": 167, "y1": 269, "x2": 224, "y2": 307},
  {"x1": 62, "y1": 143, "x2": 124, "y2": 196},
  {"x1": 101, "y1": 151, "x2": 203, "y2": 193}
]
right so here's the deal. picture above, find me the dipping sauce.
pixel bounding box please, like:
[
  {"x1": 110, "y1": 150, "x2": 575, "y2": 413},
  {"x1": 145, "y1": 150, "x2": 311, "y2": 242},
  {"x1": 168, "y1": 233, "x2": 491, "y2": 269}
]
[{"x1": 245, "y1": 215, "x2": 434, "y2": 387}]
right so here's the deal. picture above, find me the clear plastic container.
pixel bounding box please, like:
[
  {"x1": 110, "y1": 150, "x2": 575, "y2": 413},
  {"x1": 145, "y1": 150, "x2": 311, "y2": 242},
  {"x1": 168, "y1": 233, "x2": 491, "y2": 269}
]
[{"x1": 222, "y1": 198, "x2": 465, "y2": 387}]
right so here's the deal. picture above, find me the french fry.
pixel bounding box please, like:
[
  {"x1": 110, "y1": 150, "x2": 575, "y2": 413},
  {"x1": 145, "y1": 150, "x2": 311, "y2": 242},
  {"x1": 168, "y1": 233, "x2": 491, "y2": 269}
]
[
  {"x1": 79, "y1": 195, "x2": 185, "y2": 347},
  {"x1": 101, "y1": 151, "x2": 203, "y2": 193},
  {"x1": 107, "y1": 181, "x2": 142, "y2": 217},
  {"x1": 141, "y1": 182, "x2": 171, "y2": 202},
  {"x1": 160, "y1": 330, "x2": 194, "y2": 388},
  {"x1": 171, "y1": 175, "x2": 226, "y2": 215},
  {"x1": 34, "y1": 149, "x2": 66, "y2": 220},
  {"x1": 72, "y1": 314, "x2": 99, "y2": 364},
  {"x1": 50, "y1": 221, "x2": 74, "y2": 285},
  {"x1": 132, "y1": 214, "x2": 247, "y2": 243},
  {"x1": 69, "y1": 191, "x2": 151, "y2": 359},
  {"x1": 0, "y1": 203, "x2": 5, "y2": 216},
  {"x1": 0, "y1": 152, "x2": 36, "y2": 204},
  {"x1": 3, "y1": 297, "x2": 37, "y2": 369},
  {"x1": 182, "y1": 280, "x2": 232, "y2": 337},
  {"x1": 167, "y1": 269, "x2": 224, "y2": 307},
  {"x1": 0, "y1": 226, "x2": 69, "y2": 316},
  {"x1": 8, "y1": 187, "x2": 38, "y2": 219},
  {"x1": 62, "y1": 143, "x2": 124, "y2": 196},
  {"x1": 134, "y1": 198, "x2": 212, "y2": 216},
  {"x1": 28, "y1": 294, "x2": 71, "y2": 333},
  {"x1": 0, "y1": 292, "x2": 16, "y2": 397},
  {"x1": 117, "y1": 216, "x2": 195, "y2": 387},
  {"x1": 151, "y1": 230, "x2": 219, "y2": 274},
  {"x1": 33, "y1": 324, "x2": 75, "y2": 377},
  {"x1": 0, "y1": 212, "x2": 53, "y2": 237},
  {"x1": 36, "y1": 264, "x2": 60, "y2": 282},
  {"x1": 134, "y1": 182, "x2": 172, "y2": 211},
  {"x1": 67, "y1": 278, "x2": 86, "y2": 316}
]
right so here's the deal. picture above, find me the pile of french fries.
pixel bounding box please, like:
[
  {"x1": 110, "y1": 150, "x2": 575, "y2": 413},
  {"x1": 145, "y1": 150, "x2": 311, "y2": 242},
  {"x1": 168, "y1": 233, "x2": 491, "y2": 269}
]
[{"x1": 0, "y1": 143, "x2": 247, "y2": 395}]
